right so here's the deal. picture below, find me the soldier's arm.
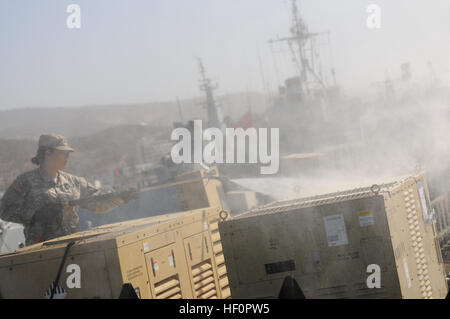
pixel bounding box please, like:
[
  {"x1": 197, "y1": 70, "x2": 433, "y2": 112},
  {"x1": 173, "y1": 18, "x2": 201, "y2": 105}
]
[
  {"x1": 0, "y1": 178, "x2": 39, "y2": 225},
  {"x1": 77, "y1": 177, "x2": 125, "y2": 214}
]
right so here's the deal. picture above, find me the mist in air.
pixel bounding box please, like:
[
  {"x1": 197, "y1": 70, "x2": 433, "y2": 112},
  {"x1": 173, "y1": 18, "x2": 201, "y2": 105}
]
[{"x1": 1, "y1": 0, "x2": 450, "y2": 199}]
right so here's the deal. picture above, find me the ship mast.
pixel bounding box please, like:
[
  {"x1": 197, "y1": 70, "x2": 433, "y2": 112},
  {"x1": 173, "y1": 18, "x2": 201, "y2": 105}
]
[
  {"x1": 197, "y1": 58, "x2": 222, "y2": 129},
  {"x1": 269, "y1": 0, "x2": 329, "y2": 97}
]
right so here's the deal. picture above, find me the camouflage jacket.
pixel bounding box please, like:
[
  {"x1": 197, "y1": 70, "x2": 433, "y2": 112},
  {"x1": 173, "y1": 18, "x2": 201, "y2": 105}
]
[{"x1": 0, "y1": 167, "x2": 124, "y2": 246}]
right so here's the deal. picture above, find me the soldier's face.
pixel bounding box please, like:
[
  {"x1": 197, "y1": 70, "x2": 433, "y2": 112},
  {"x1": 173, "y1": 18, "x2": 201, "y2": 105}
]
[{"x1": 46, "y1": 149, "x2": 70, "y2": 170}]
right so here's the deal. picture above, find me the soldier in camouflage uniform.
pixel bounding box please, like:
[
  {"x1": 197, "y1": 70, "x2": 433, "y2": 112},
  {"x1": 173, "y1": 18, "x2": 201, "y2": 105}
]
[{"x1": 0, "y1": 134, "x2": 138, "y2": 246}]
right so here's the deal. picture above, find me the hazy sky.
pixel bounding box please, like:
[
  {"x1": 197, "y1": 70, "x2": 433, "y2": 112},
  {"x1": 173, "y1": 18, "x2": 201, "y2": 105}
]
[{"x1": 1, "y1": 0, "x2": 450, "y2": 109}]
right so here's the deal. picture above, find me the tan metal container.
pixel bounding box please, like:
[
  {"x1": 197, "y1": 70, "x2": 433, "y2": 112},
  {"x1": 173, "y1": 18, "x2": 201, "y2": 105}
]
[
  {"x1": 0, "y1": 206, "x2": 231, "y2": 299},
  {"x1": 219, "y1": 174, "x2": 448, "y2": 299},
  {"x1": 175, "y1": 166, "x2": 227, "y2": 212}
]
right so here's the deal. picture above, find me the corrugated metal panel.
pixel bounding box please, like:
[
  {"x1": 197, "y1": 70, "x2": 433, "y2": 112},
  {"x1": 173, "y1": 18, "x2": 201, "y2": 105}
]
[{"x1": 236, "y1": 181, "x2": 399, "y2": 219}]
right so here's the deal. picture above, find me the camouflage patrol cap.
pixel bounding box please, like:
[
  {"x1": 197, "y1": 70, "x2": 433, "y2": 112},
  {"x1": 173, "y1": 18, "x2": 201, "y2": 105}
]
[{"x1": 38, "y1": 134, "x2": 75, "y2": 152}]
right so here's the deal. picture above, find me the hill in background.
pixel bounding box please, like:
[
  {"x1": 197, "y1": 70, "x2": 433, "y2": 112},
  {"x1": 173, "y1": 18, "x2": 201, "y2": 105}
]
[
  {"x1": 0, "y1": 91, "x2": 269, "y2": 191},
  {"x1": 0, "y1": 92, "x2": 268, "y2": 139},
  {"x1": 0, "y1": 124, "x2": 173, "y2": 191}
]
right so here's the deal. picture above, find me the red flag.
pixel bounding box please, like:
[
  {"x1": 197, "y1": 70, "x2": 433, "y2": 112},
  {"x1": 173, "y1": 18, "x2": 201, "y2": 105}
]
[{"x1": 232, "y1": 110, "x2": 254, "y2": 129}]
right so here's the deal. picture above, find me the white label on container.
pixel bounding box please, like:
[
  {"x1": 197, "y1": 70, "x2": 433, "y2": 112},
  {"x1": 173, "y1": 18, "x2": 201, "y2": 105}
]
[
  {"x1": 143, "y1": 240, "x2": 149, "y2": 253},
  {"x1": 403, "y1": 257, "x2": 412, "y2": 288},
  {"x1": 168, "y1": 254, "x2": 174, "y2": 267},
  {"x1": 323, "y1": 214, "x2": 348, "y2": 247},
  {"x1": 153, "y1": 261, "x2": 159, "y2": 272},
  {"x1": 203, "y1": 221, "x2": 209, "y2": 230},
  {"x1": 418, "y1": 186, "x2": 430, "y2": 224},
  {"x1": 358, "y1": 210, "x2": 374, "y2": 227}
]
